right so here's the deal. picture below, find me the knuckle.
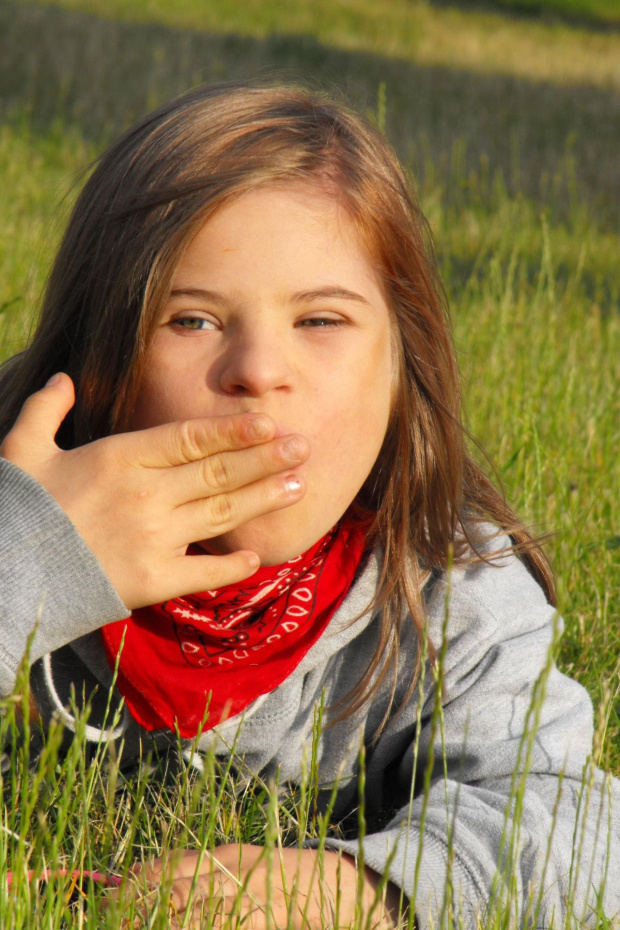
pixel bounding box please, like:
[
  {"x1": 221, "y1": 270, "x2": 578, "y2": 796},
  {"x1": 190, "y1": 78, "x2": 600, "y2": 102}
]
[
  {"x1": 201, "y1": 454, "x2": 229, "y2": 492},
  {"x1": 217, "y1": 413, "x2": 250, "y2": 448},
  {"x1": 198, "y1": 560, "x2": 239, "y2": 593},
  {"x1": 214, "y1": 415, "x2": 234, "y2": 443},
  {"x1": 130, "y1": 517, "x2": 162, "y2": 552},
  {"x1": 206, "y1": 493, "x2": 234, "y2": 530},
  {"x1": 176, "y1": 420, "x2": 204, "y2": 461}
]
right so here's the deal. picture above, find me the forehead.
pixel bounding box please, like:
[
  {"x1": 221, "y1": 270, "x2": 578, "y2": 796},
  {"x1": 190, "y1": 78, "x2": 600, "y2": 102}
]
[{"x1": 174, "y1": 182, "x2": 385, "y2": 301}]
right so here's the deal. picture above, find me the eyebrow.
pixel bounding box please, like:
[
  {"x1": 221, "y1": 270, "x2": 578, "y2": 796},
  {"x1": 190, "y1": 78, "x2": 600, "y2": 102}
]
[
  {"x1": 290, "y1": 286, "x2": 372, "y2": 306},
  {"x1": 169, "y1": 287, "x2": 227, "y2": 305},
  {"x1": 169, "y1": 286, "x2": 372, "y2": 307}
]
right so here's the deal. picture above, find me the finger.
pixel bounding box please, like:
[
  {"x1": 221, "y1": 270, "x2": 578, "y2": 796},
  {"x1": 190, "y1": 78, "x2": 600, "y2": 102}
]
[
  {"x1": 133, "y1": 551, "x2": 261, "y2": 605},
  {"x1": 174, "y1": 471, "x2": 305, "y2": 546},
  {"x1": 172, "y1": 434, "x2": 310, "y2": 504},
  {"x1": 128, "y1": 855, "x2": 222, "y2": 923},
  {"x1": 0, "y1": 372, "x2": 75, "y2": 462},
  {"x1": 123, "y1": 414, "x2": 277, "y2": 469}
]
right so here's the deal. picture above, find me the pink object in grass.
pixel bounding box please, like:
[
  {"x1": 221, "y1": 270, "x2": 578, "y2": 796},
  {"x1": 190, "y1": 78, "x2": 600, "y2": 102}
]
[{"x1": 6, "y1": 869, "x2": 122, "y2": 888}]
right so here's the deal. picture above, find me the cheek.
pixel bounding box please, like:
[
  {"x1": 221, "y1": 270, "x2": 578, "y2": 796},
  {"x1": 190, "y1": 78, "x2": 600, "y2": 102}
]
[
  {"x1": 130, "y1": 361, "x2": 181, "y2": 430},
  {"x1": 311, "y1": 372, "x2": 392, "y2": 495}
]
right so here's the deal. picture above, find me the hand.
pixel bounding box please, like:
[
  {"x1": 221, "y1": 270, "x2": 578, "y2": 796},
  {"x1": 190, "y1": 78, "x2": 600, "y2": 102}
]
[
  {"x1": 124, "y1": 844, "x2": 401, "y2": 929},
  {"x1": 0, "y1": 373, "x2": 309, "y2": 608}
]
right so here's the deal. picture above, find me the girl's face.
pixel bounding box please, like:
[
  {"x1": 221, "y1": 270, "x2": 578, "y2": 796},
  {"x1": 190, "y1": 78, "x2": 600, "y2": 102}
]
[{"x1": 131, "y1": 183, "x2": 394, "y2": 564}]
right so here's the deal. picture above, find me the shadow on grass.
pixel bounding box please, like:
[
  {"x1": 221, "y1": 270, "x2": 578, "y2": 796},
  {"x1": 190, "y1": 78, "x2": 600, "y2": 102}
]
[
  {"x1": 428, "y1": 0, "x2": 620, "y2": 33},
  {"x1": 0, "y1": 0, "x2": 619, "y2": 226}
]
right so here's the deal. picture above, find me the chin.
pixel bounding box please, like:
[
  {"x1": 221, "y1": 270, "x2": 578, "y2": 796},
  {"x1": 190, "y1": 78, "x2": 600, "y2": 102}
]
[{"x1": 201, "y1": 509, "x2": 337, "y2": 567}]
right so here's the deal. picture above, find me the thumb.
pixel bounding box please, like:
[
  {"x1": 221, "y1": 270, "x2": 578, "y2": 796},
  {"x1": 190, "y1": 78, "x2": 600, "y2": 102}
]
[{"x1": 0, "y1": 373, "x2": 75, "y2": 463}]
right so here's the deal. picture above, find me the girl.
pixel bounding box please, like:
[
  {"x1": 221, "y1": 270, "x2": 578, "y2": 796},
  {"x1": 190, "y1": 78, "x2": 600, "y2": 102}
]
[{"x1": 0, "y1": 82, "x2": 618, "y2": 928}]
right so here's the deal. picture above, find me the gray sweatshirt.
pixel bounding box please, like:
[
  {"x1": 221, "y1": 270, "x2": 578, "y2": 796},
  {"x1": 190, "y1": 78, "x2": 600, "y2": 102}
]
[{"x1": 1, "y1": 456, "x2": 619, "y2": 928}]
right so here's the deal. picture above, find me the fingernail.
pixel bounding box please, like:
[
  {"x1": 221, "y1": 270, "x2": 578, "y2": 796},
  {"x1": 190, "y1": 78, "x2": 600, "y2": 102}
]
[
  {"x1": 45, "y1": 373, "x2": 61, "y2": 387},
  {"x1": 281, "y1": 437, "x2": 305, "y2": 463},
  {"x1": 248, "y1": 416, "x2": 271, "y2": 439},
  {"x1": 284, "y1": 475, "x2": 302, "y2": 495}
]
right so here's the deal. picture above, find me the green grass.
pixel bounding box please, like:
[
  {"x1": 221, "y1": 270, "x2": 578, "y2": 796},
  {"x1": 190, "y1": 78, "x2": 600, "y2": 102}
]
[
  {"x1": 0, "y1": 123, "x2": 91, "y2": 360},
  {"x1": 1, "y1": 0, "x2": 619, "y2": 925}
]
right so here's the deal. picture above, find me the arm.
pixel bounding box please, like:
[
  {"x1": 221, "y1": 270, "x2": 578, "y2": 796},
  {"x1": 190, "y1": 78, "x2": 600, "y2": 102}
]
[{"x1": 0, "y1": 456, "x2": 127, "y2": 695}]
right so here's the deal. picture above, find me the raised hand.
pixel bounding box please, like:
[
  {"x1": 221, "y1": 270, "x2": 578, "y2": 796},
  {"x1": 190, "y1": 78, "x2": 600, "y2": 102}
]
[{"x1": 0, "y1": 373, "x2": 309, "y2": 608}]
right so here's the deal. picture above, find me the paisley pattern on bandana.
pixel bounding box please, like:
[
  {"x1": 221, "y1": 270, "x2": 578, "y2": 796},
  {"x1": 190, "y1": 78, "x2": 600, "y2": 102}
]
[{"x1": 102, "y1": 520, "x2": 367, "y2": 737}]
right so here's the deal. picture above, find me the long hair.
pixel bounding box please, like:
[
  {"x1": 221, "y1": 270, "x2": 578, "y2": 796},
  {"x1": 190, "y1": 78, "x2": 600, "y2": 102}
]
[{"x1": 0, "y1": 81, "x2": 555, "y2": 722}]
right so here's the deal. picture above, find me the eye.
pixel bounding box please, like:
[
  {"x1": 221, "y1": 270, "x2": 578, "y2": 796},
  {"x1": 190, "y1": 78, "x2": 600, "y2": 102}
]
[
  {"x1": 171, "y1": 315, "x2": 218, "y2": 332},
  {"x1": 296, "y1": 315, "x2": 347, "y2": 329}
]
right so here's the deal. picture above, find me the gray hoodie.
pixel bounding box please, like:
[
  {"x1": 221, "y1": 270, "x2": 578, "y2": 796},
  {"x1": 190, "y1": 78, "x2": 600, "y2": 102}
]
[{"x1": 1, "y1": 456, "x2": 619, "y2": 928}]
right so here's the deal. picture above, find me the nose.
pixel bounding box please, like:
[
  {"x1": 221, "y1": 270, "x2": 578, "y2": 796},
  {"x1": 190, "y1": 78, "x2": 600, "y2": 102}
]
[{"x1": 218, "y1": 327, "x2": 294, "y2": 397}]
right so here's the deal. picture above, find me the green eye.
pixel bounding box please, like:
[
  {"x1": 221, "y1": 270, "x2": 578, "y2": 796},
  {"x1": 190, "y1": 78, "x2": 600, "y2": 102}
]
[{"x1": 175, "y1": 316, "x2": 216, "y2": 331}]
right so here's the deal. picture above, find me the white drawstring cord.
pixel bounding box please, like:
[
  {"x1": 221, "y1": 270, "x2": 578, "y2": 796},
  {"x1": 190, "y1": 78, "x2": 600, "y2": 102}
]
[{"x1": 42, "y1": 652, "x2": 126, "y2": 742}]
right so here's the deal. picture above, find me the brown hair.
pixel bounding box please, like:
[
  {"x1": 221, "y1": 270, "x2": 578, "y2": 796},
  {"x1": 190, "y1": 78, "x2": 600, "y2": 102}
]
[{"x1": 0, "y1": 81, "x2": 554, "y2": 723}]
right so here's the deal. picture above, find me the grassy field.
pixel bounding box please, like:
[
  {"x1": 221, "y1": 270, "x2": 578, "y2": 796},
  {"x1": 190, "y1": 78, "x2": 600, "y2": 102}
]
[{"x1": 0, "y1": 0, "x2": 619, "y2": 925}]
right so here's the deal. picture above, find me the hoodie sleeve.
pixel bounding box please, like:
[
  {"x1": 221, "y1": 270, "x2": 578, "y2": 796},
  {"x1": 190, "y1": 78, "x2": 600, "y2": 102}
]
[
  {"x1": 325, "y1": 537, "x2": 620, "y2": 928},
  {"x1": 0, "y1": 457, "x2": 128, "y2": 695}
]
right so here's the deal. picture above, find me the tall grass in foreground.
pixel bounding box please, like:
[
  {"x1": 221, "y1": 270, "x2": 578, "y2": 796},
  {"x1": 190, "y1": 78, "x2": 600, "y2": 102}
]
[{"x1": 0, "y1": 614, "x2": 617, "y2": 928}]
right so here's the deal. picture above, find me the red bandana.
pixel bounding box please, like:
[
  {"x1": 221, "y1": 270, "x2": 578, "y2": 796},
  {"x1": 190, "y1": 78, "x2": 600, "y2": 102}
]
[{"x1": 102, "y1": 520, "x2": 367, "y2": 737}]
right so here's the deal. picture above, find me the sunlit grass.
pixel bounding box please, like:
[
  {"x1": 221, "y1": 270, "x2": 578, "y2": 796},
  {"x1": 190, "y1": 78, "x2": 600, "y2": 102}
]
[{"x1": 0, "y1": 123, "x2": 91, "y2": 362}]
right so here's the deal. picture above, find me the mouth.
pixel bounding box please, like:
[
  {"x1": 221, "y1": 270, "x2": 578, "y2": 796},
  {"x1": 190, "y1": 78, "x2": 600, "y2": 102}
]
[{"x1": 221, "y1": 407, "x2": 292, "y2": 439}]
